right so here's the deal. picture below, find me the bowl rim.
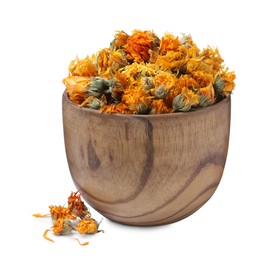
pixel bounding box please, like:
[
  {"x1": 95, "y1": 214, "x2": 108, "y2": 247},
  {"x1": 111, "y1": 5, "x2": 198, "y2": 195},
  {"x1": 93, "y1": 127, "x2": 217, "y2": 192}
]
[{"x1": 62, "y1": 90, "x2": 231, "y2": 119}]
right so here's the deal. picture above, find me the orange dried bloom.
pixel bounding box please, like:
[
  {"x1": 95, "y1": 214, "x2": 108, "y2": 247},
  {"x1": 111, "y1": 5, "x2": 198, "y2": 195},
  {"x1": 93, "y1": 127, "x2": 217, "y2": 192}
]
[
  {"x1": 192, "y1": 71, "x2": 214, "y2": 88},
  {"x1": 110, "y1": 30, "x2": 129, "y2": 50},
  {"x1": 199, "y1": 84, "x2": 215, "y2": 107},
  {"x1": 121, "y1": 62, "x2": 156, "y2": 84},
  {"x1": 122, "y1": 89, "x2": 151, "y2": 114},
  {"x1": 220, "y1": 69, "x2": 236, "y2": 96},
  {"x1": 159, "y1": 33, "x2": 181, "y2": 54},
  {"x1": 63, "y1": 30, "x2": 236, "y2": 113},
  {"x1": 76, "y1": 218, "x2": 100, "y2": 234},
  {"x1": 200, "y1": 47, "x2": 224, "y2": 75},
  {"x1": 150, "y1": 99, "x2": 172, "y2": 114},
  {"x1": 112, "y1": 71, "x2": 130, "y2": 88},
  {"x1": 97, "y1": 48, "x2": 111, "y2": 77},
  {"x1": 124, "y1": 30, "x2": 160, "y2": 62},
  {"x1": 49, "y1": 205, "x2": 77, "y2": 221},
  {"x1": 68, "y1": 191, "x2": 90, "y2": 218},
  {"x1": 34, "y1": 191, "x2": 103, "y2": 246},
  {"x1": 52, "y1": 218, "x2": 73, "y2": 235},
  {"x1": 156, "y1": 50, "x2": 187, "y2": 72},
  {"x1": 62, "y1": 76, "x2": 90, "y2": 105},
  {"x1": 100, "y1": 102, "x2": 131, "y2": 114},
  {"x1": 166, "y1": 75, "x2": 199, "y2": 106},
  {"x1": 69, "y1": 56, "x2": 97, "y2": 77},
  {"x1": 173, "y1": 88, "x2": 199, "y2": 112}
]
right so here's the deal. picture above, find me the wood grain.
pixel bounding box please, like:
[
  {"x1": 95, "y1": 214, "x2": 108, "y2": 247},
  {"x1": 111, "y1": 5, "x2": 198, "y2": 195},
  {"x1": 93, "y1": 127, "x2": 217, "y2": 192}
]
[{"x1": 62, "y1": 92, "x2": 231, "y2": 226}]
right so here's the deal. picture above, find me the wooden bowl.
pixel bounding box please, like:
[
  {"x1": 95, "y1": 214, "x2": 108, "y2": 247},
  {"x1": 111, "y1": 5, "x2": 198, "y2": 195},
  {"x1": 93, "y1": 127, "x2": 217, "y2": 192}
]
[{"x1": 62, "y1": 92, "x2": 231, "y2": 226}]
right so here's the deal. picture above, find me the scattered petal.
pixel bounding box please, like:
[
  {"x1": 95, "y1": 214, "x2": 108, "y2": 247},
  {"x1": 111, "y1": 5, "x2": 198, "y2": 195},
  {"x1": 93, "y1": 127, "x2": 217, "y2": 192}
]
[
  {"x1": 74, "y1": 238, "x2": 89, "y2": 246},
  {"x1": 43, "y1": 229, "x2": 54, "y2": 243},
  {"x1": 32, "y1": 213, "x2": 50, "y2": 218}
]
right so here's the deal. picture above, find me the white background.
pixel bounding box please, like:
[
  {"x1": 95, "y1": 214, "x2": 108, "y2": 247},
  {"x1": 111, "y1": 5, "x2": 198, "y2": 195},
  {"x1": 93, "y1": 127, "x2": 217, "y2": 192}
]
[{"x1": 1, "y1": 0, "x2": 273, "y2": 259}]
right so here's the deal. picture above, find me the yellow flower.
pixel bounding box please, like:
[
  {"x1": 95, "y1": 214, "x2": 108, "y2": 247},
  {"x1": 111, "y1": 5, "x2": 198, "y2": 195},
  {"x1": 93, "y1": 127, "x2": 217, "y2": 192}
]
[
  {"x1": 150, "y1": 99, "x2": 171, "y2": 114},
  {"x1": 199, "y1": 47, "x2": 224, "y2": 74},
  {"x1": 100, "y1": 102, "x2": 131, "y2": 114},
  {"x1": 62, "y1": 76, "x2": 90, "y2": 105},
  {"x1": 68, "y1": 191, "x2": 90, "y2": 218},
  {"x1": 69, "y1": 56, "x2": 97, "y2": 77},
  {"x1": 156, "y1": 50, "x2": 187, "y2": 72},
  {"x1": 110, "y1": 30, "x2": 129, "y2": 50},
  {"x1": 63, "y1": 30, "x2": 236, "y2": 113},
  {"x1": 49, "y1": 205, "x2": 77, "y2": 221},
  {"x1": 220, "y1": 69, "x2": 236, "y2": 96},
  {"x1": 77, "y1": 218, "x2": 100, "y2": 234},
  {"x1": 96, "y1": 48, "x2": 111, "y2": 77},
  {"x1": 122, "y1": 89, "x2": 151, "y2": 114},
  {"x1": 192, "y1": 71, "x2": 214, "y2": 88},
  {"x1": 159, "y1": 33, "x2": 181, "y2": 55},
  {"x1": 52, "y1": 218, "x2": 73, "y2": 235},
  {"x1": 173, "y1": 88, "x2": 199, "y2": 112},
  {"x1": 124, "y1": 30, "x2": 160, "y2": 62},
  {"x1": 199, "y1": 84, "x2": 215, "y2": 107}
]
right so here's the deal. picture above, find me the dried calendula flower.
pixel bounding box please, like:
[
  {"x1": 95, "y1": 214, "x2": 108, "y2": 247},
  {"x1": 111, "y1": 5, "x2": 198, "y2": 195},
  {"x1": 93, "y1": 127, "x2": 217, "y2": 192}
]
[
  {"x1": 198, "y1": 84, "x2": 215, "y2": 107},
  {"x1": 122, "y1": 88, "x2": 151, "y2": 114},
  {"x1": 150, "y1": 99, "x2": 171, "y2": 114},
  {"x1": 52, "y1": 218, "x2": 74, "y2": 235},
  {"x1": 173, "y1": 88, "x2": 199, "y2": 112},
  {"x1": 49, "y1": 205, "x2": 77, "y2": 221},
  {"x1": 68, "y1": 191, "x2": 90, "y2": 218},
  {"x1": 33, "y1": 191, "x2": 103, "y2": 246},
  {"x1": 63, "y1": 76, "x2": 90, "y2": 105},
  {"x1": 63, "y1": 30, "x2": 236, "y2": 113},
  {"x1": 77, "y1": 217, "x2": 103, "y2": 235},
  {"x1": 124, "y1": 30, "x2": 160, "y2": 62},
  {"x1": 81, "y1": 96, "x2": 106, "y2": 110},
  {"x1": 110, "y1": 30, "x2": 129, "y2": 50},
  {"x1": 69, "y1": 56, "x2": 97, "y2": 77}
]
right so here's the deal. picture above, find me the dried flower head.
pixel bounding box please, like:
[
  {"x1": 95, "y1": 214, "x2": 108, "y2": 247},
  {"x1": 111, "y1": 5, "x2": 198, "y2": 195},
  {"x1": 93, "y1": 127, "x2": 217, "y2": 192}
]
[
  {"x1": 76, "y1": 217, "x2": 102, "y2": 235},
  {"x1": 124, "y1": 30, "x2": 160, "y2": 62},
  {"x1": 69, "y1": 56, "x2": 97, "y2": 77},
  {"x1": 63, "y1": 30, "x2": 236, "y2": 113},
  {"x1": 68, "y1": 191, "x2": 90, "y2": 218},
  {"x1": 52, "y1": 218, "x2": 74, "y2": 235},
  {"x1": 49, "y1": 205, "x2": 77, "y2": 221},
  {"x1": 34, "y1": 191, "x2": 103, "y2": 246}
]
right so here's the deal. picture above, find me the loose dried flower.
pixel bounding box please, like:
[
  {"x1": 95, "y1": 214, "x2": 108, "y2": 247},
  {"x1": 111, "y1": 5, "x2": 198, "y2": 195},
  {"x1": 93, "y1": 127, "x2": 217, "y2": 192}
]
[
  {"x1": 68, "y1": 191, "x2": 90, "y2": 218},
  {"x1": 77, "y1": 217, "x2": 102, "y2": 235},
  {"x1": 49, "y1": 205, "x2": 77, "y2": 221},
  {"x1": 33, "y1": 191, "x2": 103, "y2": 246},
  {"x1": 52, "y1": 218, "x2": 74, "y2": 235}
]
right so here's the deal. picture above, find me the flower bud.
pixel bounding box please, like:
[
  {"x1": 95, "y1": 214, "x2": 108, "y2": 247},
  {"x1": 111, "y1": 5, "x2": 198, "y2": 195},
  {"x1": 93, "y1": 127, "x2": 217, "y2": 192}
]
[
  {"x1": 172, "y1": 94, "x2": 191, "y2": 112},
  {"x1": 52, "y1": 218, "x2": 73, "y2": 235},
  {"x1": 155, "y1": 85, "x2": 170, "y2": 99},
  {"x1": 88, "y1": 77, "x2": 110, "y2": 98}
]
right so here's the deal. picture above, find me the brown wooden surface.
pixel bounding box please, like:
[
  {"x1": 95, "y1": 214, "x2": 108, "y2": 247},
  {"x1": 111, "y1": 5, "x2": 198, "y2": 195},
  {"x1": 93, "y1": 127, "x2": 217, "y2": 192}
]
[{"x1": 62, "y1": 92, "x2": 231, "y2": 226}]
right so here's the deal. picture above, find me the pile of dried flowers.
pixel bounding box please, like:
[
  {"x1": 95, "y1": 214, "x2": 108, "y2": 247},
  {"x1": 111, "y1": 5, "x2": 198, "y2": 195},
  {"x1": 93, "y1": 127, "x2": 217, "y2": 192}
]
[
  {"x1": 33, "y1": 191, "x2": 102, "y2": 246},
  {"x1": 63, "y1": 30, "x2": 235, "y2": 114}
]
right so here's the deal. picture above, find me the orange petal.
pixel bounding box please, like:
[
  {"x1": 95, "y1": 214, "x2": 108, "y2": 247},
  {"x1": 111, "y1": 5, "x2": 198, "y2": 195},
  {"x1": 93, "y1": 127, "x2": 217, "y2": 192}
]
[
  {"x1": 74, "y1": 238, "x2": 89, "y2": 246},
  {"x1": 43, "y1": 229, "x2": 55, "y2": 243},
  {"x1": 32, "y1": 213, "x2": 50, "y2": 218}
]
